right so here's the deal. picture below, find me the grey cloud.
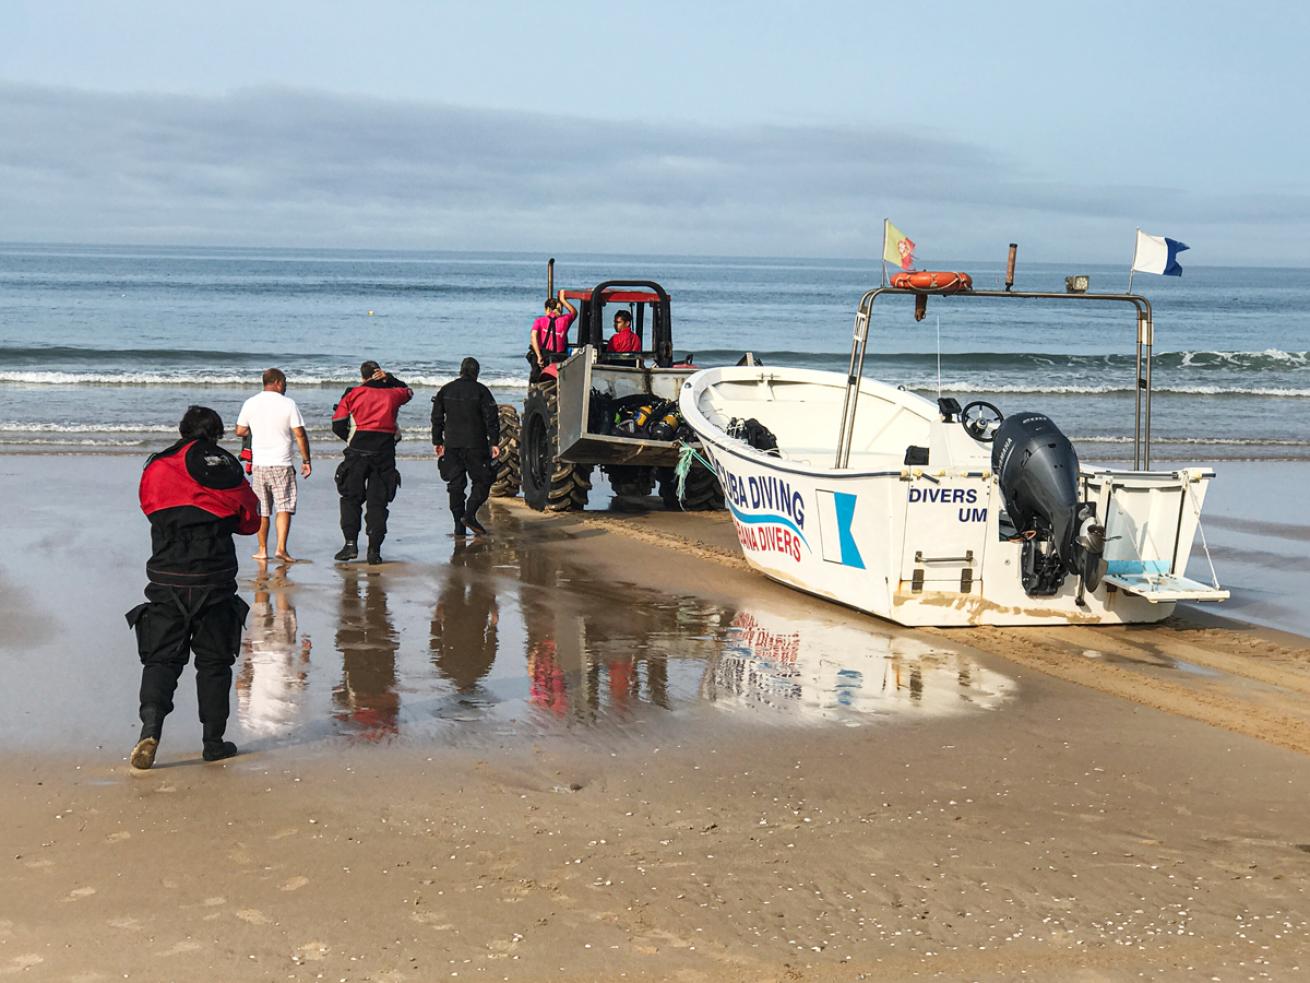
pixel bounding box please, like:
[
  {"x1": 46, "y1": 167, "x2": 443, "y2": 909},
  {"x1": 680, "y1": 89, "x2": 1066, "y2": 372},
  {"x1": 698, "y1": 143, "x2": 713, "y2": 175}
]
[{"x1": 1, "y1": 82, "x2": 1305, "y2": 262}]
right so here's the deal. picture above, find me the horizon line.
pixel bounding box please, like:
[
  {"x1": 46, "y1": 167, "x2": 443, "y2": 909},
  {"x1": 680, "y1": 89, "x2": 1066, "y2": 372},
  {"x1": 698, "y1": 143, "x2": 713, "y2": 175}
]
[{"x1": 1, "y1": 239, "x2": 1305, "y2": 273}]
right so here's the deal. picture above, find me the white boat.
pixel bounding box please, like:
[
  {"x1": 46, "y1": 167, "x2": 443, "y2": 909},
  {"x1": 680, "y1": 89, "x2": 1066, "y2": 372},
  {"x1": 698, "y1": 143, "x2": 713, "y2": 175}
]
[{"x1": 678, "y1": 273, "x2": 1229, "y2": 628}]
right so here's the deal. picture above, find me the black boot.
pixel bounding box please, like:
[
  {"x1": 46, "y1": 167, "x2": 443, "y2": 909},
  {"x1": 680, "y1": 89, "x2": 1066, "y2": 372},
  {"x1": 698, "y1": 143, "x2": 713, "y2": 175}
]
[
  {"x1": 452, "y1": 509, "x2": 466, "y2": 537},
  {"x1": 130, "y1": 707, "x2": 165, "y2": 770},
  {"x1": 202, "y1": 722, "x2": 238, "y2": 762},
  {"x1": 367, "y1": 542, "x2": 383, "y2": 565},
  {"x1": 466, "y1": 515, "x2": 488, "y2": 536},
  {"x1": 334, "y1": 539, "x2": 358, "y2": 561}
]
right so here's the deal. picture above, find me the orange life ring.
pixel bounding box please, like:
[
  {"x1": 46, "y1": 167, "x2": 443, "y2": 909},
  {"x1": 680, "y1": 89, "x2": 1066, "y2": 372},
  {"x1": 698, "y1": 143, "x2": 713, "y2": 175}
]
[{"x1": 890, "y1": 271, "x2": 973, "y2": 294}]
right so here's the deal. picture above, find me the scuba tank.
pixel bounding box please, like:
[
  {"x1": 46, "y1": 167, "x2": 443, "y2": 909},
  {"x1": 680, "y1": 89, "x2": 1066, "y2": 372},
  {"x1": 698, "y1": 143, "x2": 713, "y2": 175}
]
[{"x1": 648, "y1": 403, "x2": 680, "y2": 441}]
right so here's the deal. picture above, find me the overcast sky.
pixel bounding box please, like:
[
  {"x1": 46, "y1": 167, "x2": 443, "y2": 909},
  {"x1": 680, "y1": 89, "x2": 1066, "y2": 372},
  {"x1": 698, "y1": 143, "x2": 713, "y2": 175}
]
[{"x1": 3, "y1": 1, "x2": 1307, "y2": 264}]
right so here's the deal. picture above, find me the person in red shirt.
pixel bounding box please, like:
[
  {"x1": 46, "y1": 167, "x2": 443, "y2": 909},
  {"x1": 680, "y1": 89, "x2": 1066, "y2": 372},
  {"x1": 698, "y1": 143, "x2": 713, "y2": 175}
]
[
  {"x1": 606, "y1": 310, "x2": 642, "y2": 354},
  {"x1": 126, "y1": 405, "x2": 260, "y2": 769},
  {"x1": 331, "y1": 361, "x2": 414, "y2": 564}
]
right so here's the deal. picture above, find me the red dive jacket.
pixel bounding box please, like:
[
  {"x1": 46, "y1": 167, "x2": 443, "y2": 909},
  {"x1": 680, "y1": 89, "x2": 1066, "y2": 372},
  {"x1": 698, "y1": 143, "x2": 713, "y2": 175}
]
[
  {"x1": 139, "y1": 438, "x2": 260, "y2": 589},
  {"x1": 332, "y1": 375, "x2": 414, "y2": 452}
]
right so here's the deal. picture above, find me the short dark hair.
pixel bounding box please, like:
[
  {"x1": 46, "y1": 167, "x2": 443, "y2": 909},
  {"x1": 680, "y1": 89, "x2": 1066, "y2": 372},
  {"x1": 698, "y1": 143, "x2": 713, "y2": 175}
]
[
  {"x1": 545, "y1": 298, "x2": 562, "y2": 312},
  {"x1": 360, "y1": 360, "x2": 380, "y2": 380},
  {"x1": 179, "y1": 405, "x2": 224, "y2": 442},
  {"x1": 262, "y1": 367, "x2": 286, "y2": 388},
  {"x1": 460, "y1": 356, "x2": 480, "y2": 380},
  {"x1": 614, "y1": 311, "x2": 632, "y2": 326}
]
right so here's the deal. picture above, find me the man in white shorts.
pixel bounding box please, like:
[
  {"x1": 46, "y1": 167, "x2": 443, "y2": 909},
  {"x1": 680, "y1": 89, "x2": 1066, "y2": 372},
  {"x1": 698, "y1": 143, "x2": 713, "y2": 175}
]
[{"x1": 235, "y1": 368, "x2": 312, "y2": 562}]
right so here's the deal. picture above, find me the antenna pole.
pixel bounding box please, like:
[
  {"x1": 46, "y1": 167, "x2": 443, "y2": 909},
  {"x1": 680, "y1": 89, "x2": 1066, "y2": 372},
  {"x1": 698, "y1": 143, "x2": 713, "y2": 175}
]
[
  {"x1": 935, "y1": 315, "x2": 942, "y2": 400},
  {"x1": 1127, "y1": 229, "x2": 1137, "y2": 294},
  {"x1": 880, "y1": 219, "x2": 888, "y2": 287}
]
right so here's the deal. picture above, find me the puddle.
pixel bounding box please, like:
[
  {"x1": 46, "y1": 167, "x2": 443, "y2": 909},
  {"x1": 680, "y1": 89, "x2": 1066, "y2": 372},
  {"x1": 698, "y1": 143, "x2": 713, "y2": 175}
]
[
  {"x1": 227, "y1": 514, "x2": 1014, "y2": 749},
  {"x1": 2, "y1": 501, "x2": 1014, "y2": 754}
]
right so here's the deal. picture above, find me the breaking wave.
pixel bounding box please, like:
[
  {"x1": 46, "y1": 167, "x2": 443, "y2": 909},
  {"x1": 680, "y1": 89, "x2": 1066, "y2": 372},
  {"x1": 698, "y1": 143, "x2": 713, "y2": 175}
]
[
  {"x1": 1072, "y1": 436, "x2": 1310, "y2": 446},
  {"x1": 0, "y1": 370, "x2": 532, "y2": 390},
  {"x1": 901, "y1": 381, "x2": 1310, "y2": 398},
  {"x1": 694, "y1": 349, "x2": 1310, "y2": 371}
]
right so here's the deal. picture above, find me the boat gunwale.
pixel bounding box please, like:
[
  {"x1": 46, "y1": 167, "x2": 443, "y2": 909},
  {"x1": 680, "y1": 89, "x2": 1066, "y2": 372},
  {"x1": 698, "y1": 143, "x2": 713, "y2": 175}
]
[
  {"x1": 681, "y1": 366, "x2": 1208, "y2": 483},
  {"x1": 681, "y1": 365, "x2": 941, "y2": 479}
]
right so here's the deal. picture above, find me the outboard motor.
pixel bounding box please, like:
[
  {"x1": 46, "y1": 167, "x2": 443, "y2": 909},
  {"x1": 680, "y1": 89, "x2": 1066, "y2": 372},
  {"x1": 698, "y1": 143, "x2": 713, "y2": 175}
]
[{"x1": 991, "y1": 413, "x2": 1105, "y2": 596}]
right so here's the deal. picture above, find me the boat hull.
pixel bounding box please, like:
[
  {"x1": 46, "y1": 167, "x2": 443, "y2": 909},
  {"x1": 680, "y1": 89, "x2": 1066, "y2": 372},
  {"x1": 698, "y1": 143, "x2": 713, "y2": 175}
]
[{"x1": 680, "y1": 367, "x2": 1224, "y2": 628}]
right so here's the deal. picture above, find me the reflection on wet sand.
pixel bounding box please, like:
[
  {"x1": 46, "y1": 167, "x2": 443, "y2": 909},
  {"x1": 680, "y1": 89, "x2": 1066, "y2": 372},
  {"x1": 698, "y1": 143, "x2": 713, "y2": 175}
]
[
  {"x1": 333, "y1": 567, "x2": 400, "y2": 740},
  {"x1": 512, "y1": 524, "x2": 678, "y2": 723},
  {"x1": 430, "y1": 541, "x2": 499, "y2": 698},
  {"x1": 240, "y1": 511, "x2": 1014, "y2": 747},
  {"x1": 705, "y1": 611, "x2": 1013, "y2": 721},
  {"x1": 236, "y1": 574, "x2": 310, "y2": 737}
]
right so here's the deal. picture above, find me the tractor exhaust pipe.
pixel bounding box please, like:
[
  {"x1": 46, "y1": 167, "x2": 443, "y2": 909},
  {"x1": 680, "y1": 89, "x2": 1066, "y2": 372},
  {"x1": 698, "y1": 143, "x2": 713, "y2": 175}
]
[
  {"x1": 1005, "y1": 243, "x2": 1017, "y2": 291},
  {"x1": 547, "y1": 257, "x2": 555, "y2": 298}
]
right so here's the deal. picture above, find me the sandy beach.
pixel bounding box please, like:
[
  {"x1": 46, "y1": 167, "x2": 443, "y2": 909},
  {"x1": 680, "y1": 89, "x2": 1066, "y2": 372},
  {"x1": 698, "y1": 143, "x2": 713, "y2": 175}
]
[{"x1": 4, "y1": 451, "x2": 1310, "y2": 981}]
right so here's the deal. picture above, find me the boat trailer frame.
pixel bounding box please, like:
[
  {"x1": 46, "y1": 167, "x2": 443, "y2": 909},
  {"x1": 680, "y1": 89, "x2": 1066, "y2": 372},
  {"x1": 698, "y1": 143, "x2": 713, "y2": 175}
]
[{"x1": 835, "y1": 287, "x2": 1156, "y2": 470}]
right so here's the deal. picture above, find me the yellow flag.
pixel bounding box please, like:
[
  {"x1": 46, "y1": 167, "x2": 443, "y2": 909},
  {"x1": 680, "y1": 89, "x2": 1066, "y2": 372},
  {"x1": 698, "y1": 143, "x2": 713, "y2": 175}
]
[{"x1": 883, "y1": 220, "x2": 916, "y2": 271}]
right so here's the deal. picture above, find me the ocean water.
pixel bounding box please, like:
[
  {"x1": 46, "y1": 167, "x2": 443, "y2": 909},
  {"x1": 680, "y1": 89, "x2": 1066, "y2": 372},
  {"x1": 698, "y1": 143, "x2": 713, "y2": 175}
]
[{"x1": 1, "y1": 243, "x2": 1307, "y2": 463}]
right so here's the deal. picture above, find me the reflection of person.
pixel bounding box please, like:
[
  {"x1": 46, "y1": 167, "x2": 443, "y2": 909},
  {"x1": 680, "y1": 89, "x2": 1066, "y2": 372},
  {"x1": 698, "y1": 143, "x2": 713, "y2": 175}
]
[
  {"x1": 333, "y1": 568, "x2": 400, "y2": 739},
  {"x1": 528, "y1": 290, "x2": 576, "y2": 381},
  {"x1": 605, "y1": 311, "x2": 641, "y2": 353},
  {"x1": 236, "y1": 584, "x2": 310, "y2": 737},
  {"x1": 331, "y1": 361, "x2": 413, "y2": 564},
  {"x1": 430, "y1": 542, "x2": 499, "y2": 693},
  {"x1": 125, "y1": 406, "x2": 260, "y2": 769},
  {"x1": 432, "y1": 357, "x2": 500, "y2": 537},
  {"x1": 235, "y1": 368, "x2": 312, "y2": 563}
]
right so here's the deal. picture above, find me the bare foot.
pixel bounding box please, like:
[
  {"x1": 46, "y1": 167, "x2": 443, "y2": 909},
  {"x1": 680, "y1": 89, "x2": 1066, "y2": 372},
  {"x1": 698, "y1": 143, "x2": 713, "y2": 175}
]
[
  {"x1": 275, "y1": 552, "x2": 298, "y2": 564},
  {"x1": 252, "y1": 552, "x2": 269, "y2": 560}
]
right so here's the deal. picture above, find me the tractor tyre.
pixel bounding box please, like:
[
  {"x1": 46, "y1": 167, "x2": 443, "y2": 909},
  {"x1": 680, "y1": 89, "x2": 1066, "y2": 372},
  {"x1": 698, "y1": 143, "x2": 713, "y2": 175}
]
[
  {"x1": 520, "y1": 382, "x2": 591, "y2": 512},
  {"x1": 490, "y1": 404, "x2": 521, "y2": 498},
  {"x1": 606, "y1": 465, "x2": 655, "y2": 499},
  {"x1": 682, "y1": 462, "x2": 726, "y2": 511},
  {"x1": 659, "y1": 460, "x2": 726, "y2": 511}
]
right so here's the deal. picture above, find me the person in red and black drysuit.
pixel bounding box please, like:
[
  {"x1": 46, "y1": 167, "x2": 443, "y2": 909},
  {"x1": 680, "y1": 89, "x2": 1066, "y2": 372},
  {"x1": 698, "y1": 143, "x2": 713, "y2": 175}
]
[
  {"x1": 125, "y1": 405, "x2": 260, "y2": 770},
  {"x1": 331, "y1": 360, "x2": 414, "y2": 564}
]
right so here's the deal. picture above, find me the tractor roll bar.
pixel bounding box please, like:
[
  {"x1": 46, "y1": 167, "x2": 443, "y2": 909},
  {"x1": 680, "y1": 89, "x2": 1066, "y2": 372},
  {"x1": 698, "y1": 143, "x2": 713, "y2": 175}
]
[
  {"x1": 834, "y1": 288, "x2": 1156, "y2": 470},
  {"x1": 585, "y1": 280, "x2": 674, "y2": 367}
]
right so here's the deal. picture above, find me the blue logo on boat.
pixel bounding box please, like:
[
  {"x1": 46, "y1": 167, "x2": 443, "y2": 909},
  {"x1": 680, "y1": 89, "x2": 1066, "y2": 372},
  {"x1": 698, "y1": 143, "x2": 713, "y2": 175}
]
[{"x1": 832, "y1": 491, "x2": 865, "y2": 569}]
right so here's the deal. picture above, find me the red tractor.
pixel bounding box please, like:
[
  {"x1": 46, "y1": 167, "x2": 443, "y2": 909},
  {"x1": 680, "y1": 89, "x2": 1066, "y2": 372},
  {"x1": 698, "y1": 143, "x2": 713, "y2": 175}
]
[{"x1": 493, "y1": 273, "x2": 725, "y2": 513}]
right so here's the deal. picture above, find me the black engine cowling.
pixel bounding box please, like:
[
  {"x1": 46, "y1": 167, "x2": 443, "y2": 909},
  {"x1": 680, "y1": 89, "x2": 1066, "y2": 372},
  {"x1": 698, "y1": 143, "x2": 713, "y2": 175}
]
[{"x1": 991, "y1": 412, "x2": 1102, "y2": 596}]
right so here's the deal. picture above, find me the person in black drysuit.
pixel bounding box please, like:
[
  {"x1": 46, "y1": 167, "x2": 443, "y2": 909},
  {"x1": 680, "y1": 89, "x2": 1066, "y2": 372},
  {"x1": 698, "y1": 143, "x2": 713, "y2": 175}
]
[
  {"x1": 331, "y1": 360, "x2": 414, "y2": 564},
  {"x1": 431, "y1": 356, "x2": 500, "y2": 537},
  {"x1": 126, "y1": 405, "x2": 260, "y2": 770}
]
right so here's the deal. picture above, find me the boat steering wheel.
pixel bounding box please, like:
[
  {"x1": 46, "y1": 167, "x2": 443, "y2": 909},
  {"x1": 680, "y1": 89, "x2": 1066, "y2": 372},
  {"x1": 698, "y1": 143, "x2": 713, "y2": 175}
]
[{"x1": 960, "y1": 400, "x2": 1004, "y2": 442}]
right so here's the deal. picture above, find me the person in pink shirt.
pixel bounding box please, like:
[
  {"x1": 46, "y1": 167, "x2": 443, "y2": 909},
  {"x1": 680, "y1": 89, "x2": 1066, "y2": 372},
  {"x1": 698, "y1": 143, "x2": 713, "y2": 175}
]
[
  {"x1": 606, "y1": 310, "x2": 642, "y2": 354},
  {"x1": 528, "y1": 291, "x2": 577, "y2": 380}
]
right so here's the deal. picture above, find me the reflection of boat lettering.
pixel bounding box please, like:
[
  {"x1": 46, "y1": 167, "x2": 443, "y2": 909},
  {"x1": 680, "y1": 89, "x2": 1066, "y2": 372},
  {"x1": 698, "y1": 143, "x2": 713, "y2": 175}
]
[
  {"x1": 730, "y1": 614, "x2": 800, "y2": 663},
  {"x1": 707, "y1": 610, "x2": 1015, "y2": 718}
]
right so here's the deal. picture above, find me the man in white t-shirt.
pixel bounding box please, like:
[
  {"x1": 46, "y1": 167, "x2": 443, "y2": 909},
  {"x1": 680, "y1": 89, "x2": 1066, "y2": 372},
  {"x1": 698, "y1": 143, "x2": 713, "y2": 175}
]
[{"x1": 235, "y1": 368, "x2": 312, "y2": 562}]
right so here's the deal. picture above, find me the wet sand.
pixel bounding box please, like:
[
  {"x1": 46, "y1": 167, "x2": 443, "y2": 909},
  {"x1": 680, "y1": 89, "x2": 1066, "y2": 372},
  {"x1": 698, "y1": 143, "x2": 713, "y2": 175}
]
[{"x1": 4, "y1": 452, "x2": 1310, "y2": 981}]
